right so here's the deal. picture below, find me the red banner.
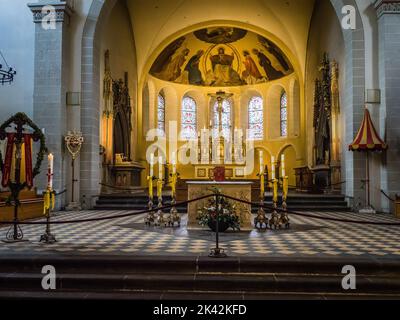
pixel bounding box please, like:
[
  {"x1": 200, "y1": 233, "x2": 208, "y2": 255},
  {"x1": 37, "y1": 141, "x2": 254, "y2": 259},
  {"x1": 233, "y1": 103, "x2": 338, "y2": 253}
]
[
  {"x1": 1, "y1": 133, "x2": 15, "y2": 187},
  {"x1": 24, "y1": 134, "x2": 33, "y2": 188}
]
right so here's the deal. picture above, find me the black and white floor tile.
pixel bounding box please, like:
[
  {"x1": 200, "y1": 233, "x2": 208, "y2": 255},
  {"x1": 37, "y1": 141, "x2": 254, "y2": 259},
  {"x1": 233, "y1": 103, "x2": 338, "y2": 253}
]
[{"x1": 0, "y1": 209, "x2": 399, "y2": 257}]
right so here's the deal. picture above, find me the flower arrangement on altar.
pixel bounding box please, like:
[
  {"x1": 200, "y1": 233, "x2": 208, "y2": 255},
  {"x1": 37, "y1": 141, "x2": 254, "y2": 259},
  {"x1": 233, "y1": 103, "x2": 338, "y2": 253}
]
[{"x1": 197, "y1": 188, "x2": 241, "y2": 232}]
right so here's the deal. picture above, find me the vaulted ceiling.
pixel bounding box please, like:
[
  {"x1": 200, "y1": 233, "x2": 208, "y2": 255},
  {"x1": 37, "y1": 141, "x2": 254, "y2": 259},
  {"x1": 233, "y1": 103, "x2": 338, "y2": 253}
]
[{"x1": 124, "y1": 0, "x2": 316, "y2": 80}]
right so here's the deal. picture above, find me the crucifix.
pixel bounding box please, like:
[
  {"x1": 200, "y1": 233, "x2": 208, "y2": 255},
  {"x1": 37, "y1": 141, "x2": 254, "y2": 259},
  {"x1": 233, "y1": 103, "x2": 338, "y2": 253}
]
[{"x1": 207, "y1": 91, "x2": 233, "y2": 164}]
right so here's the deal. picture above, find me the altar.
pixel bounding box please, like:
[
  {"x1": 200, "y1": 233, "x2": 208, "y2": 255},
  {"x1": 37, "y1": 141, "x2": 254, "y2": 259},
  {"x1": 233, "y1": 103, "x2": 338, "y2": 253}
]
[{"x1": 186, "y1": 181, "x2": 253, "y2": 231}]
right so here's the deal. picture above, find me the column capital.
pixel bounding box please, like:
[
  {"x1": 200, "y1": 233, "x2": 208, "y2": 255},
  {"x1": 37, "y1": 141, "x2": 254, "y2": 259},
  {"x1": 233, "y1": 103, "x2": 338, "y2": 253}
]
[
  {"x1": 28, "y1": 1, "x2": 73, "y2": 24},
  {"x1": 375, "y1": 0, "x2": 400, "y2": 18}
]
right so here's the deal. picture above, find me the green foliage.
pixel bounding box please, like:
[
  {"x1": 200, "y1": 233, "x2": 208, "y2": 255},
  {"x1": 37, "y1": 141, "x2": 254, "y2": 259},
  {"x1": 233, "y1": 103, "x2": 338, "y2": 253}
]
[{"x1": 196, "y1": 188, "x2": 241, "y2": 231}]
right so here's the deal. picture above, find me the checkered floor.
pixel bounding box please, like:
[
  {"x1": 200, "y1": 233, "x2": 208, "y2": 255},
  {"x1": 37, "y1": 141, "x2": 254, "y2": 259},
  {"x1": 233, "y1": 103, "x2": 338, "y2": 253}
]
[{"x1": 0, "y1": 209, "x2": 400, "y2": 257}]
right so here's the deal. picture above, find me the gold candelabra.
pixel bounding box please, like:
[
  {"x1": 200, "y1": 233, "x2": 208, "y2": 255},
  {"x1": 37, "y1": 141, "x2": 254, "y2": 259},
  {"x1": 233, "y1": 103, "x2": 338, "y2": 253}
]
[
  {"x1": 168, "y1": 170, "x2": 180, "y2": 227},
  {"x1": 268, "y1": 156, "x2": 280, "y2": 229},
  {"x1": 254, "y1": 170, "x2": 268, "y2": 230},
  {"x1": 155, "y1": 177, "x2": 167, "y2": 226},
  {"x1": 279, "y1": 175, "x2": 290, "y2": 229},
  {"x1": 144, "y1": 155, "x2": 156, "y2": 226}
]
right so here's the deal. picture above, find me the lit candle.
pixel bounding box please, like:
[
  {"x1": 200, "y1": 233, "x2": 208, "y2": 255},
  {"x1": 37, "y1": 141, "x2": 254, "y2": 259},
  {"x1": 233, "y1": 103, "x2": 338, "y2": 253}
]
[
  {"x1": 48, "y1": 153, "x2": 54, "y2": 189},
  {"x1": 159, "y1": 156, "x2": 163, "y2": 180},
  {"x1": 150, "y1": 153, "x2": 154, "y2": 177},
  {"x1": 259, "y1": 151, "x2": 264, "y2": 174},
  {"x1": 281, "y1": 154, "x2": 285, "y2": 177},
  {"x1": 271, "y1": 156, "x2": 275, "y2": 180},
  {"x1": 172, "y1": 151, "x2": 176, "y2": 174}
]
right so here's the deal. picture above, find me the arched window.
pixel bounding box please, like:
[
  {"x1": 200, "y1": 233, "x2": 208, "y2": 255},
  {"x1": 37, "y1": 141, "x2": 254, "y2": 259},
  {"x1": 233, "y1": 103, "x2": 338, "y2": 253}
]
[
  {"x1": 280, "y1": 91, "x2": 288, "y2": 137},
  {"x1": 157, "y1": 93, "x2": 165, "y2": 135},
  {"x1": 213, "y1": 99, "x2": 231, "y2": 140},
  {"x1": 248, "y1": 96, "x2": 263, "y2": 140},
  {"x1": 181, "y1": 96, "x2": 197, "y2": 139}
]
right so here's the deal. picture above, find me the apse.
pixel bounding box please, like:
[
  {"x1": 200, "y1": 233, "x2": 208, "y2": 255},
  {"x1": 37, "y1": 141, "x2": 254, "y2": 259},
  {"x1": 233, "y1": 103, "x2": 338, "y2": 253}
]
[{"x1": 149, "y1": 26, "x2": 294, "y2": 87}]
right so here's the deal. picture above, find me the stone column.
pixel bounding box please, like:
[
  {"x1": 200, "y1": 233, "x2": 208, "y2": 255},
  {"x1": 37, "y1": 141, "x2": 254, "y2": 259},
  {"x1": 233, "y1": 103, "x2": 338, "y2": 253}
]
[
  {"x1": 28, "y1": 1, "x2": 73, "y2": 209},
  {"x1": 375, "y1": 0, "x2": 400, "y2": 213}
]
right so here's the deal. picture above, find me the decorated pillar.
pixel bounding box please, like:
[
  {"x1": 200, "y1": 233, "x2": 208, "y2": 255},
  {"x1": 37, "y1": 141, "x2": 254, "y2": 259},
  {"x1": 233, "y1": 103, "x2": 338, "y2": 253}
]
[
  {"x1": 28, "y1": 1, "x2": 73, "y2": 208},
  {"x1": 375, "y1": 0, "x2": 400, "y2": 212}
]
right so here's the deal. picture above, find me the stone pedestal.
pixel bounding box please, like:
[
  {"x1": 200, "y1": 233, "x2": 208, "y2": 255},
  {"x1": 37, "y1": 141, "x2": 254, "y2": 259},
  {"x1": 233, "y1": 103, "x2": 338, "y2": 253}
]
[
  {"x1": 312, "y1": 165, "x2": 331, "y2": 193},
  {"x1": 111, "y1": 162, "x2": 144, "y2": 187},
  {"x1": 65, "y1": 201, "x2": 81, "y2": 211},
  {"x1": 187, "y1": 181, "x2": 253, "y2": 231}
]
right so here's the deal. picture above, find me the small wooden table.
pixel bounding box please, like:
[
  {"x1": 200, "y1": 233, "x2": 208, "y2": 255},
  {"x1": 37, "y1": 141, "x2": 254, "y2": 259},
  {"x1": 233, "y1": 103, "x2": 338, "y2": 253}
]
[{"x1": 186, "y1": 181, "x2": 253, "y2": 230}]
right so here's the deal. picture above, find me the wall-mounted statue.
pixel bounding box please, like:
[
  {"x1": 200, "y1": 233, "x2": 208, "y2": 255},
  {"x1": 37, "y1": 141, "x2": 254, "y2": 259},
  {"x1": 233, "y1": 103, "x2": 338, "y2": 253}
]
[
  {"x1": 112, "y1": 72, "x2": 132, "y2": 162},
  {"x1": 312, "y1": 53, "x2": 341, "y2": 192},
  {"x1": 313, "y1": 53, "x2": 332, "y2": 166}
]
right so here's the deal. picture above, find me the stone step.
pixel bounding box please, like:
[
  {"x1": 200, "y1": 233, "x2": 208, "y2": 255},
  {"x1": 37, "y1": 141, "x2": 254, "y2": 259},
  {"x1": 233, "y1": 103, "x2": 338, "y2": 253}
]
[
  {"x1": 1, "y1": 253, "x2": 400, "y2": 298},
  {"x1": 1, "y1": 272, "x2": 399, "y2": 295},
  {"x1": 1, "y1": 255, "x2": 399, "y2": 276},
  {"x1": 95, "y1": 195, "x2": 350, "y2": 211},
  {"x1": 2, "y1": 290, "x2": 400, "y2": 300},
  {"x1": 92, "y1": 204, "x2": 187, "y2": 213}
]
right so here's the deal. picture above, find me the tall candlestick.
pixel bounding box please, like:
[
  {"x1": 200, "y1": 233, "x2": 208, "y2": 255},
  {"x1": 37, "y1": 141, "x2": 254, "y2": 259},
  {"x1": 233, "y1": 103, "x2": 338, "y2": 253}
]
[
  {"x1": 159, "y1": 156, "x2": 163, "y2": 180},
  {"x1": 259, "y1": 150, "x2": 264, "y2": 174},
  {"x1": 271, "y1": 156, "x2": 275, "y2": 180},
  {"x1": 150, "y1": 153, "x2": 154, "y2": 177},
  {"x1": 48, "y1": 153, "x2": 54, "y2": 189},
  {"x1": 172, "y1": 151, "x2": 176, "y2": 174},
  {"x1": 281, "y1": 154, "x2": 285, "y2": 177}
]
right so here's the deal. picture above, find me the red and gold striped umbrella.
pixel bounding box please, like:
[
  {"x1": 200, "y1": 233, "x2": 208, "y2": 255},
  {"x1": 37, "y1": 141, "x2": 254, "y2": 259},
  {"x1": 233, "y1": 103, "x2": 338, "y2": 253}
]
[{"x1": 349, "y1": 108, "x2": 388, "y2": 152}]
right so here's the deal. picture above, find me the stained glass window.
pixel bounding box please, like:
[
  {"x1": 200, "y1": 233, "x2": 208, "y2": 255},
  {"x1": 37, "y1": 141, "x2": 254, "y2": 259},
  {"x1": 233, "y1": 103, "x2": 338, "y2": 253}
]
[
  {"x1": 213, "y1": 99, "x2": 231, "y2": 140},
  {"x1": 181, "y1": 96, "x2": 197, "y2": 139},
  {"x1": 248, "y1": 96, "x2": 264, "y2": 140},
  {"x1": 280, "y1": 91, "x2": 288, "y2": 137},
  {"x1": 157, "y1": 93, "x2": 165, "y2": 135}
]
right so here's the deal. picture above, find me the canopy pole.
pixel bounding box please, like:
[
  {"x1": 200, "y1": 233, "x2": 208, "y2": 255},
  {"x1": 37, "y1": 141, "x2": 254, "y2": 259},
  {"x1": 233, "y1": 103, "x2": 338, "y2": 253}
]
[{"x1": 366, "y1": 151, "x2": 370, "y2": 208}]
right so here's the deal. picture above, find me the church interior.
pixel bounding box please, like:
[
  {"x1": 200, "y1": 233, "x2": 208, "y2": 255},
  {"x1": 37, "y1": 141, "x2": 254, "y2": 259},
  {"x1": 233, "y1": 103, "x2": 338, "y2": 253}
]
[{"x1": 0, "y1": 0, "x2": 400, "y2": 300}]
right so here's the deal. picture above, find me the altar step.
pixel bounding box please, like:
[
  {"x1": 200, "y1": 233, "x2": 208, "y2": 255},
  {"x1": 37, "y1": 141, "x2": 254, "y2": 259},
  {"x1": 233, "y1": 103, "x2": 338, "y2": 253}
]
[
  {"x1": 0, "y1": 255, "x2": 399, "y2": 299},
  {"x1": 94, "y1": 193, "x2": 349, "y2": 212},
  {"x1": 262, "y1": 193, "x2": 349, "y2": 212},
  {"x1": 94, "y1": 194, "x2": 187, "y2": 213}
]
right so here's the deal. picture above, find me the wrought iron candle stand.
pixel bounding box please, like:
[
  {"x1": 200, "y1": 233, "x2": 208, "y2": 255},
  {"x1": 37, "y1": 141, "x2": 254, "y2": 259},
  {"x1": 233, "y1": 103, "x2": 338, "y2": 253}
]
[
  {"x1": 269, "y1": 178, "x2": 281, "y2": 229},
  {"x1": 254, "y1": 172, "x2": 268, "y2": 230},
  {"x1": 39, "y1": 186, "x2": 56, "y2": 244},
  {"x1": 209, "y1": 191, "x2": 227, "y2": 258},
  {"x1": 144, "y1": 174, "x2": 156, "y2": 226},
  {"x1": 0, "y1": 113, "x2": 46, "y2": 242},
  {"x1": 167, "y1": 171, "x2": 180, "y2": 227},
  {"x1": 279, "y1": 176, "x2": 290, "y2": 229}
]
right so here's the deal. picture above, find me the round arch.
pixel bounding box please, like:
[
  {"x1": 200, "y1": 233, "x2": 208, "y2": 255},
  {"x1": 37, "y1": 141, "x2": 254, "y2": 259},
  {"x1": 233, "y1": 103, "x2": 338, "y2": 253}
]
[{"x1": 80, "y1": 0, "x2": 365, "y2": 203}]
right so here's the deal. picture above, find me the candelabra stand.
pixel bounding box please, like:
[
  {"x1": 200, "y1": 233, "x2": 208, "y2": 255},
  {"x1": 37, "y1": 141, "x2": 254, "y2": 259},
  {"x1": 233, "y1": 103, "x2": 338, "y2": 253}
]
[
  {"x1": 168, "y1": 172, "x2": 180, "y2": 227},
  {"x1": 279, "y1": 176, "x2": 290, "y2": 229},
  {"x1": 155, "y1": 178, "x2": 167, "y2": 227},
  {"x1": 39, "y1": 186, "x2": 56, "y2": 243},
  {"x1": 269, "y1": 178, "x2": 281, "y2": 229},
  {"x1": 209, "y1": 192, "x2": 227, "y2": 258},
  {"x1": 254, "y1": 172, "x2": 268, "y2": 230},
  {"x1": 144, "y1": 175, "x2": 156, "y2": 226}
]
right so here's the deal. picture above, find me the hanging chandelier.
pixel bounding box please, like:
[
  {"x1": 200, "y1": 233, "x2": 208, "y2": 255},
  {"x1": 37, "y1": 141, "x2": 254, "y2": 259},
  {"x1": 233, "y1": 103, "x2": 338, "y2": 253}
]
[{"x1": 0, "y1": 50, "x2": 17, "y2": 85}]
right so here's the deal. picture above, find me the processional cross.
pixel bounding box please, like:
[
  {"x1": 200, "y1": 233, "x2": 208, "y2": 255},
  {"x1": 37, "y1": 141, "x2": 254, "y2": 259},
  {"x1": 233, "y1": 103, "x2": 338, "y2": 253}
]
[{"x1": 0, "y1": 113, "x2": 46, "y2": 242}]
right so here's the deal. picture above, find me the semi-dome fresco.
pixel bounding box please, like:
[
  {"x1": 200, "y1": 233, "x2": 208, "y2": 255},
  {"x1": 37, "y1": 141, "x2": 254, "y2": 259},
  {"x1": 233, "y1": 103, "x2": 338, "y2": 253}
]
[{"x1": 150, "y1": 27, "x2": 294, "y2": 87}]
